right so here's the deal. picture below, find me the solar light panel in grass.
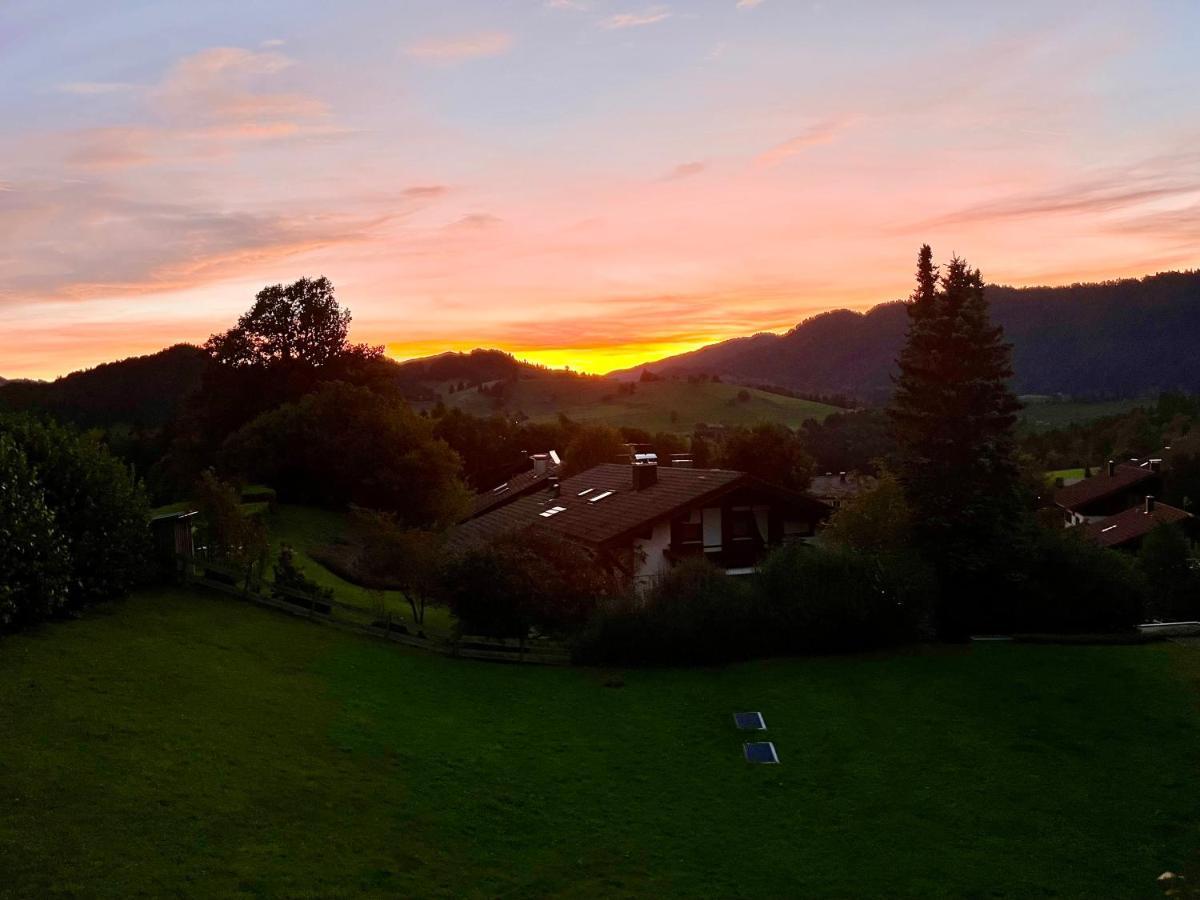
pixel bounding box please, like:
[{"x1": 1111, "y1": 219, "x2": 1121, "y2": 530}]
[
  {"x1": 744, "y1": 742, "x2": 779, "y2": 764},
  {"x1": 733, "y1": 711, "x2": 766, "y2": 730}
]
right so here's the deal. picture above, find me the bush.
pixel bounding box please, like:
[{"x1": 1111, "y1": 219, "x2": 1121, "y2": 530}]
[
  {"x1": 1139, "y1": 524, "x2": 1200, "y2": 621},
  {"x1": 573, "y1": 547, "x2": 932, "y2": 666},
  {"x1": 0, "y1": 416, "x2": 149, "y2": 610},
  {"x1": 439, "y1": 532, "x2": 613, "y2": 641},
  {"x1": 271, "y1": 545, "x2": 334, "y2": 606},
  {"x1": 1012, "y1": 528, "x2": 1146, "y2": 633},
  {"x1": 0, "y1": 435, "x2": 71, "y2": 627},
  {"x1": 755, "y1": 544, "x2": 933, "y2": 652}
]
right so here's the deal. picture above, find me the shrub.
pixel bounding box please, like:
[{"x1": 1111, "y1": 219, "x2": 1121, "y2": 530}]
[
  {"x1": 754, "y1": 544, "x2": 933, "y2": 652},
  {"x1": 0, "y1": 435, "x2": 70, "y2": 627},
  {"x1": 1139, "y1": 524, "x2": 1200, "y2": 621},
  {"x1": 439, "y1": 532, "x2": 613, "y2": 641},
  {"x1": 0, "y1": 416, "x2": 149, "y2": 610},
  {"x1": 574, "y1": 547, "x2": 931, "y2": 666},
  {"x1": 1012, "y1": 528, "x2": 1146, "y2": 633},
  {"x1": 271, "y1": 545, "x2": 334, "y2": 606}
]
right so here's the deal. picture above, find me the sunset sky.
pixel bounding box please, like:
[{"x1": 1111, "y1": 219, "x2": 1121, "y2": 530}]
[{"x1": 3, "y1": 0, "x2": 1199, "y2": 380}]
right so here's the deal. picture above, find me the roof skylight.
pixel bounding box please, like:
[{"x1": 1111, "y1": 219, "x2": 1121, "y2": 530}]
[
  {"x1": 577, "y1": 487, "x2": 595, "y2": 496},
  {"x1": 539, "y1": 506, "x2": 567, "y2": 518},
  {"x1": 589, "y1": 491, "x2": 614, "y2": 503}
]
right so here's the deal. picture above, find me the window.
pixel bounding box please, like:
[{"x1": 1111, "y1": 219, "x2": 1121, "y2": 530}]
[
  {"x1": 539, "y1": 506, "x2": 566, "y2": 518},
  {"x1": 729, "y1": 506, "x2": 758, "y2": 542},
  {"x1": 577, "y1": 487, "x2": 595, "y2": 496},
  {"x1": 589, "y1": 491, "x2": 614, "y2": 503},
  {"x1": 672, "y1": 509, "x2": 702, "y2": 546}
]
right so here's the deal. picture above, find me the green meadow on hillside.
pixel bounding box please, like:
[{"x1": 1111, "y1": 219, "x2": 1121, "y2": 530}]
[
  {"x1": 1018, "y1": 397, "x2": 1147, "y2": 432},
  {"x1": 435, "y1": 373, "x2": 839, "y2": 432},
  {"x1": 3, "y1": 589, "x2": 1199, "y2": 898}
]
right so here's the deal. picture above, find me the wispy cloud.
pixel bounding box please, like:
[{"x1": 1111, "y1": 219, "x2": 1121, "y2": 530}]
[
  {"x1": 736, "y1": 0, "x2": 765, "y2": 8},
  {"x1": 755, "y1": 117, "x2": 851, "y2": 167},
  {"x1": 404, "y1": 32, "x2": 513, "y2": 63},
  {"x1": 602, "y1": 7, "x2": 671, "y2": 29},
  {"x1": 660, "y1": 161, "x2": 707, "y2": 181}
]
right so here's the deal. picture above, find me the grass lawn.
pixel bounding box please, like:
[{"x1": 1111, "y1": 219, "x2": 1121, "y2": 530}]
[{"x1": 4, "y1": 589, "x2": 1200, "y2": 897}]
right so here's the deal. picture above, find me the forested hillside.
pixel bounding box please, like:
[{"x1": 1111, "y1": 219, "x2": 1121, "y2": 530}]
[{"x1": 613, "y1": 271, "x2": 1200, "y2": 401}]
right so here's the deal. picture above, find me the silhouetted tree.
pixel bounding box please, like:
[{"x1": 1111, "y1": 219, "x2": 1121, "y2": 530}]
[
  {"x1": 889, "y1": 246, "x2": 1024, "y2": 634},
  {"x1": 718, "y1": 422, "x2": 813, "y2": 491}
]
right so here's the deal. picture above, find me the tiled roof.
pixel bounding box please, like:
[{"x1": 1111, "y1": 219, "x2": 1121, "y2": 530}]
[
  {"x1": 465, "y1": 466, "x2": 559, "y2": 520},
  {"x1": 1054, "y1": 464, "x2": 1155, "y2": 511},
  {"x1": 1084, "y1": 502, "x2": 1193, "y2": 548},
  {"x1": 450, "y1": 464, "x2": 754, "y2": 552}
]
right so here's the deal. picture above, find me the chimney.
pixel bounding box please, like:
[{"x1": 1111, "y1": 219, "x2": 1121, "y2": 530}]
[
  {"x1": 839, "y1": 471, "x2": 847, "y2": 484},
  {"x1": 548, "y1": 476, "x2": 561, "y2": 498},
  {"x1": 1107, "y1": 460, "x2": 1115, "y2": 477},
  {"x1": 629, "y1": 444, "x2": 658, "y2": 490},
  {"x1": 1146, "y1": 495, "x2": 1156, "y2": 514},
  {"x1": 531, "y1": 453, "x2": 549, "y2": 477},
  {"x1": 1150, "y1": 458, "x2": 1162, "y2": 473}
]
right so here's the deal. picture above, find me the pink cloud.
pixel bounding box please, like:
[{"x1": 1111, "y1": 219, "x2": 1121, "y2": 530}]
[
  {"x1": 404, "y1": 32, "x2": 513, "y2": 63},
  {"x1": 755, "y1": 117, "x2": 852, "y2": 167},
  {"x1": 602, "y1": 7, "x2": 671, "y2": 29}
]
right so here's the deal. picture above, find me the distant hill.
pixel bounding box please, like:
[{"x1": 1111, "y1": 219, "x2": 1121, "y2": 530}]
[
  {"x1": 611, "y1": 271, "x2": 1200, "y2": 402},
  {"x1": 427, "y1": 368, "x2": 840, "y2": 432},
  {"x1": 0, "y1": 344, "x2": 208, "y2": 427}
]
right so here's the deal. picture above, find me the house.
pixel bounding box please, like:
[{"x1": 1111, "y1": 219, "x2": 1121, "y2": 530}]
[
  {"x1": 462, "y1": 451, "x2": 561, "y2": 522},
  {"x1": 1054, "y1": 458, "x2": 1163, "y2": 526},
  {"x1": 1083, "y1": 495, "x2": 1195, "y2": 551},
  {"x1": 449, "y1": 453, "x2": 831, "y2": 589},
  {"x1": 809, "y1": 471, "x2": 876, "y2": 510}
]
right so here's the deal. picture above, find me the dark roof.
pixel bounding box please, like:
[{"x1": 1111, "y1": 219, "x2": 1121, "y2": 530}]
[
  {"x1": 465, "y1": 466, "x2": 559, "y2": 520},
  {"x1": 449, "y1": 463, "x2": 828, "y2": 553},
  {"x1": 1054, "y1": 464, "x2": 1155, "y2": 511},
  {"x1": 1084, "y1": 502, "x2": 1193, "y2": 548}
]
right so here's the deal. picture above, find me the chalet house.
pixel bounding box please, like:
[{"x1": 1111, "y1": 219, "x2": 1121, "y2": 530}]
[
  {"x1": 449, "y1": 454, "x2": 831, "y2": 589},
  {"x1": 1084, "y1": 495, "x2": 1196, "y2": 551},
  {"x1": 462, "y1": 451, "x2": 562, "y2": 522},
  {"x1": 1054, "y1": 459, "x2": 1163, "y2": 526}
]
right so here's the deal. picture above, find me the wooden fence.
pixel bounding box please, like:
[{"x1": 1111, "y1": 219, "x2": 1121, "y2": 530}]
[{"x1": 176, "y1": 554, "x2": 570, "y2": 665}]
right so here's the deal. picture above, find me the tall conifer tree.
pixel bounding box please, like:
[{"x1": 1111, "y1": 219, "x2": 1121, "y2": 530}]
[{"x1": 889, "y1": 246, "x2": 1023, "y2": 633}]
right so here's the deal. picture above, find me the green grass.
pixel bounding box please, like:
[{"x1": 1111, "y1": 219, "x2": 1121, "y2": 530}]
[
  {"x1": 439, "y1": 373, "x2": 839, "y2": 432},
  {"x1": 1046, "y1": 467, "x2": 1086, "y2": 483},
  {"x1": 3, "y1": 589, "x2": 1200, "y2": 898},
  {"x1": 1018, "y1": 398, "x2": 1147, "y2": 433}
]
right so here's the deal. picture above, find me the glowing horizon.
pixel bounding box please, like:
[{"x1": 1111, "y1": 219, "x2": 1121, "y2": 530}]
[{"x1": 4, "y1": 1, "x2": 1200, "y2": 381}]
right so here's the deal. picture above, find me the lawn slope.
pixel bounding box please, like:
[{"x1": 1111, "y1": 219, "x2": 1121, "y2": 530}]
[
  {"x1": 438, "y1": 372, "x2": 838, "y2": 432},
  {"x1": 3, "y1": 590, "x2": 1200, "y2": 897}
]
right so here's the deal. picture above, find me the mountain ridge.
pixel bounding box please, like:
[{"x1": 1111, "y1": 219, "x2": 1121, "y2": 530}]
[{"x1": 608, "y1": 270, "x2": 1200, "y2": 401}]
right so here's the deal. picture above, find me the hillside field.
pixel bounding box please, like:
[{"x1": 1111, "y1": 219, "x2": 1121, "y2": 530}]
[
  {"x1": 1017, "y1": 397, "x2": 1147, "y2": 432},
  {"x1": 433, "y1": 373, "x2": 839, "y2": 432},
  {"x1": 3, "y1": 589, "x2": 1200, "y2": 897}
]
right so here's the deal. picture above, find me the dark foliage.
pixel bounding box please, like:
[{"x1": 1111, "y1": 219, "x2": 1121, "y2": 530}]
[
  {"x1": 574, "y1": 548, "x2": 931, "y2": 666},
  {"x1": 271, "y1": 545, "x2": 334, "y2": 605},
  {"x1": 1139, "y1": 524, "x2": 1200, "y2": 621},
  {"x1": 1011, "y1": 527, "x2": 1147, "y2": 634},
  {"x1": 0, "y1": 435, "x2": 70, "y2": 627},
  {"x1": 438, "y1": 531, "x2": 613, "y2": 640},
  {"x1": 219, "y1": 382, "x2": 469, "y2": 527},
  {"x1": 889, "y1": 247, "x2": 1025, "y2": 635},
  {"x1": 1, "y1": 416, "x2": 150, "y2": 609},
  {"x1": 717, "y1": 422, "x2": 813, "y2": 491},
  {"x1": 800, "y1": 408, "x2": 896, "y2": 474}
]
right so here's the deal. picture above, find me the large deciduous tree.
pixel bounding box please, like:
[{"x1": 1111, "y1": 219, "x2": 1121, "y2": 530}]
[{"x1": 888, "y1": 246, "x2": 1024, "y2": 634}]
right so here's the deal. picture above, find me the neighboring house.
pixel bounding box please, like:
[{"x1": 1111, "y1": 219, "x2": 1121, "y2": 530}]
[
  {"x1": 462, "y1": 451, "x2": 561, "y2": 522},
  {"x1": 450, "y1": 455, "x2": 831, "y2": 589},
  {"x1": 1083, "y1": 496, "x2": 1195, "y2": 551},
  {"x1": 809, "y1": 471, "x2": 877, "y2": 510},
  {"x1": 1054, "y1": 459, "x2": 1163, "y2": 526}
]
